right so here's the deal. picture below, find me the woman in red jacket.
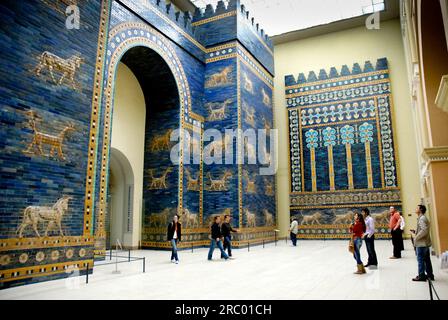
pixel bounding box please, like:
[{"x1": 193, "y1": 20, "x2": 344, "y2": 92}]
[{"x1": 350, "y1": 212, "x2": 367, "y2": 274}]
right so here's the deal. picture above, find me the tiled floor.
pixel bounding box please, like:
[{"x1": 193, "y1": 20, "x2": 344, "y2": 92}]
[{"x1": 1, "y1": 240, "x2": 447, "y2": 300}]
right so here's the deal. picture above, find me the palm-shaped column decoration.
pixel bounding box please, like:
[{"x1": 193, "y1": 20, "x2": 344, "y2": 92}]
[
  {"x1": 322, "y1": 127, "x2": 337, "y2": 191},
  {"x1": 340, "y1": 125, "x2": 355, "y2": 189},
  {"x1": 359, "y1": 122, "x2": 374, "y2": 189},
  {"x1": 305, "y1": 129, "x2": 319, "y2": 192}
]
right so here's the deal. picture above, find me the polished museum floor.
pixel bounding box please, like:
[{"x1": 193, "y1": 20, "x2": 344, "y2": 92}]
[{"x1": 1, "y1": 240, "x2": 447, "y2": 300}]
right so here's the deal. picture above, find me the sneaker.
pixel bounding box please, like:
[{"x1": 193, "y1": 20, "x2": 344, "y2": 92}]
[
  {"x1": 171, "y1": 259, "x2": 175, "y2": 263},
  {"x1": 175, "y1": 260, "x2": 179, "y2": 264},
  {"x1": 412, "y1": 276, "x2": 427, "y2": 282}
]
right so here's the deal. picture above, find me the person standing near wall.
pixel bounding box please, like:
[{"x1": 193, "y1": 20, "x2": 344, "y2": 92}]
[
  {"x1": 167, "y1": 214, "x2": 181, "y2": 264},
  {"x1": 411, "y1": 205, "x2": 434, "y2": 282},
  {"x1": 362, "y1": 208, "x2": 378, "y2": 269},
  {"x1": 389, "y1": 206, "x2": 403, "y2": 259},
  {"x1": 350, "y1": 212, "x2": 366, "y2": 274},
  {"x1": 289, "y1": 217, "x2": 299, "y2": 246},
  {"x1": 221, "y1": 215, "x2": 238, "y2": 259},
  {"x1": 208, "y1": 216, "x2": 229, "y2": 261}
]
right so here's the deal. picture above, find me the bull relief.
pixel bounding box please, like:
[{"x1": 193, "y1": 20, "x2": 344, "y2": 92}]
[
  {"x1": 205, "y1": 66, "x2": 233, "y2": 88},
  {"x1": 286, "y1": 58, "x2": 401, "y2": 239},
  {"x1": 34, "y1": 51, "x2": 83, "y2": 90},
  {"x1": 16, "y1": 195, "x2": 72, "y2": 238}
]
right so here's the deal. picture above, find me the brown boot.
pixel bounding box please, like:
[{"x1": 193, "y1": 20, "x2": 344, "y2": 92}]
[
  {"x1": 360, "y1": 264, "x2": 366, "y2": 274},
  {"x1": 354, "y1": 264, "x2": 365, "y2": 274}
]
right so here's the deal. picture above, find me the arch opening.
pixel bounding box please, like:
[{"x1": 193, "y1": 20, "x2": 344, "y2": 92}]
[{"x1": 108, "y1": 45, "x2": 181, "y2": 249}]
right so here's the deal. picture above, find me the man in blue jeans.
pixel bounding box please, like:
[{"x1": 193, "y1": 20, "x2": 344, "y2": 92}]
[
  {"x1": 411, "y1": 205, "x2": 434, "y2": 282},
  {"x1": 221, "y1": 215, "x2": 239, "y2": 259},
  {"x1": 208, "y1": 216, "x2": 229, "y2": 261}
]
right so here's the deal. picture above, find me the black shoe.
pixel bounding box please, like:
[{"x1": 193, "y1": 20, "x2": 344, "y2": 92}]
[
  {"x1": 428, "y1": 275, "x2": 435, "y2": 281},
  {"x1": 412, "y1": 276, "x2": 427, "y2": 282},
  {"x1": 364, "y1": 264, "x2": 370, "y2": 268}
]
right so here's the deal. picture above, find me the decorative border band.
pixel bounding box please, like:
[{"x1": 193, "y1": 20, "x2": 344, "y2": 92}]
[{"x1": 192, "y1": 11, "x2": 237, "y2": 27}]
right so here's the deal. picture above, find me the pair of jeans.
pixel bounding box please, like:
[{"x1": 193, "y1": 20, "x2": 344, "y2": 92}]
[
  {"x1": 416, "y1": 246, "x2": 434, "y2": 279},
  {"x1": 208, "y1": 239, "x2": 228, "y2": 260},
  {"x1": 353, "y1": 237, "x2": 363, "y2": 265},
  {"x1": 391, "y1": 229, "x2": 403, "y2": 258},
  {"x1": 222, "y1": 236, "x2": 232, "y2": 257},
  {"x1": 290, "y1": 232, "x2": 297, "y2": 246},
  {"x1": 170, "y1": 239, "x2": 179, "y2": 261},
  {"x1": 364, "y1": 235, "x2": 378, "y2": 266}
]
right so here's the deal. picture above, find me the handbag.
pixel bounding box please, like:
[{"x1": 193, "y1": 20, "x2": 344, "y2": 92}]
[{"x1": 348, "y1": 237, "x2": 355, "y2": 254}]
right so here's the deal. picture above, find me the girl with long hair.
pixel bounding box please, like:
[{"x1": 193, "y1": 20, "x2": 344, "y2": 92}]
[{"x1": 350, "y1": 211, "x2": 367, "y2": 274}]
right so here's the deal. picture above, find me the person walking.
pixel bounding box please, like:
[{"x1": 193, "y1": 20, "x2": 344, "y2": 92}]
[
  {"x1": 208, "y1": 216, "x2": 229, "y2": 261},
  {"x1": 389, "y1": 206, "x2": 403, "y2": 259},
  {"x1": 167, "y1": 214, "x2": 181, "y2": 264},
  {"x1": 350, "y1": 212, "x2": 366, "y2": 274},
  {"x1": 362, "y1": 208, "x2": 378, "y2": 269},
  {"x1": 221, "y1": 214, "x2": 238, "y2": 259},
  {"x1": 289, "y1": 216, "x2": 299, "y2": 246},
  {"x1": 411, "y1": 205, "x2": 434, "y2": 282}
]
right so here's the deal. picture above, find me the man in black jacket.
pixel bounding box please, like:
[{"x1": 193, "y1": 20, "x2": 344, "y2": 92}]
[
  {"x1": 221, "y1": 215, "x2": 238, "y2": 258},
  {"x1": 207, "y1": 216, "x2": 229, "y2": 261},
  {"x1": 167, "y1": 214, "x2": 181, "y2": 264}
]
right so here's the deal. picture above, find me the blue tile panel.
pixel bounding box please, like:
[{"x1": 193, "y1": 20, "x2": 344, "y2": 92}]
[
  {"x1": 285, "y1": 59, "x2": 401, "y2": 239},
  {"x1": 111, "y1": 0, "x2": 206, "y2": 62},
  {"x1": 193, "y1": 0, "x2": 274, "y2": 75},
  {"x1": 0, "y1": 0, "x2": 104, "y2": 288}
]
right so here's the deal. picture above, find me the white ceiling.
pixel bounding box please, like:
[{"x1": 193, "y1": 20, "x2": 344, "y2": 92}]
[{"x1": 190, "y1": 0, "x2": 385, "y2": 36}]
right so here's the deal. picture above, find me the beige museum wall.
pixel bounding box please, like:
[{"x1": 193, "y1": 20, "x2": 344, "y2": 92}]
[
  {"x1": 111, "y1": 62, "x2": 146, "y2": 248},
  {"x1": 273, "y1": 19, "x2": 422, "y2": 237}
]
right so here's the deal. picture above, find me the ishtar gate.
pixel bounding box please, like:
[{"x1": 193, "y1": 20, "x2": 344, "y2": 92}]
[{"x1": 0, "y1": 0, "x2": 448, "y2": 298}]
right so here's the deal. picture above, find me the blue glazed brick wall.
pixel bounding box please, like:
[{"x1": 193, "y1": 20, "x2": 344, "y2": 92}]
[
  {"x1": 236, "y1": 7, "x2": 274, "y2": 76},
  {"x1": 111, "y1": 0, "x2": 205, "y2": 61},
  {"x1": 193, "y1": 0, "x2": 274, "y2": 76},
  {"x1": 286, "y1": 59, "x2": 401, "y2": 239},
  {"x1": 240, "y1": 62, "x2": 276, "y2": 229},
  {"x1": 203, "y1": 58, "x2": 239, "y2": 227},
  {"x1": 0, "y1": 0, "x2": 104, "y2": 288}
]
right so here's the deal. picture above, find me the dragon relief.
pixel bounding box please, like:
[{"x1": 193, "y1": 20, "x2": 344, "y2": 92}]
[
  {"x1": 147, "y1": 167, "x2": 173, "y2": 190},
  {"x1": 185, "y1": 168, "x2": 200, "y2": 192},
  {"x1": 206, "y1": 99, "x2": 232, "y2": 121},
  {"x1": 206, "y1": 170, "x2": 232, "y2": 192},
  {"x1": 23, "y1": 111, "x2": 75, "y2": 161},
  {"x1": 243, "y1": 170, "x2": 257, "y2": 194}
]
